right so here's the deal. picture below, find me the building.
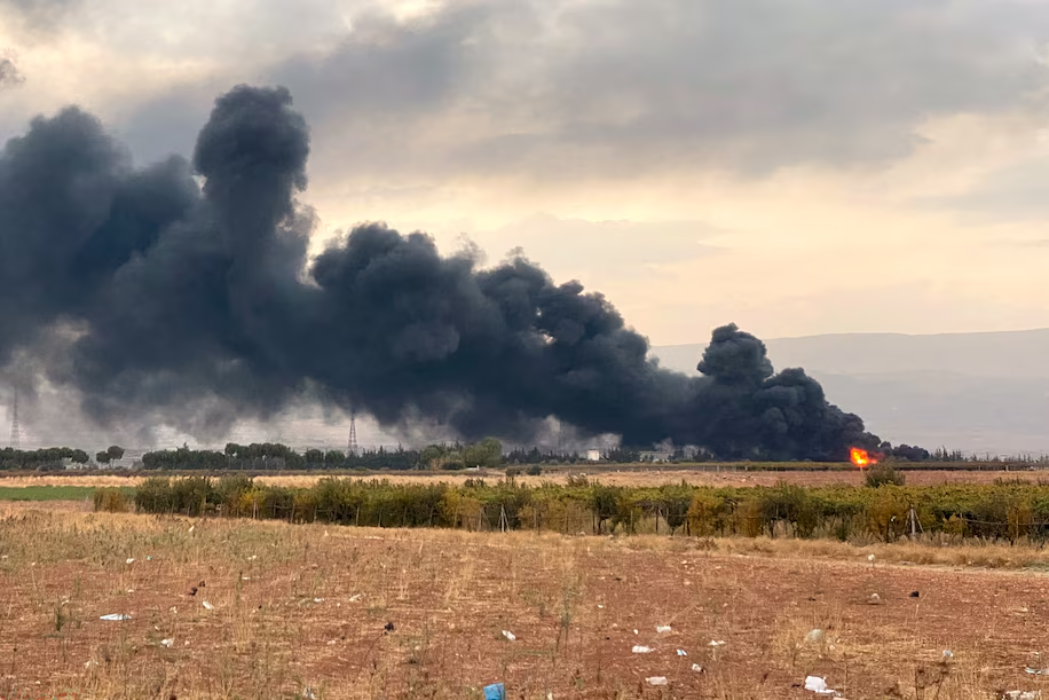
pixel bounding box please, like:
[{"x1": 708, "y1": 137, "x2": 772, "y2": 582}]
[{"x1": 585, "y1": 449, "x2": 601, "y2": 462}]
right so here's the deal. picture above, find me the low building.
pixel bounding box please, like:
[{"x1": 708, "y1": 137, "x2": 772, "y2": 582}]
[{"x1": 585, "y1": 449, "x2": 601, "y2": 462}]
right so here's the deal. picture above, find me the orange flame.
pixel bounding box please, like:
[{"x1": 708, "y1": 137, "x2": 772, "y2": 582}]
[{"x1": 850, "y1": 448, "x2": 877, "y2": 469}]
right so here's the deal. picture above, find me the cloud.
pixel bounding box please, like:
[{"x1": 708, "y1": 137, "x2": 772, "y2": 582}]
[
  {"x1": 476, "y1": 214, "x2": 723, "y2": 273},
  {"x1": 918, "y1": 155, "x2": 1049, "y2": 224},
  {"x1": 0, "y1": 55, "x2": 22, "y2": 89},
  {"x1": 87, "y1": 0, "x2": 1049, "y2": 183},
  {"x1": 0, "y1": 0, "x2": 78, "y2": 35}
]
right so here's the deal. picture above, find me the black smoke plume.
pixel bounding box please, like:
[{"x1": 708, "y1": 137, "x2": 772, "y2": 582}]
[{"x1": 0, "y1": 85, "x2": 879, "y2": 460}]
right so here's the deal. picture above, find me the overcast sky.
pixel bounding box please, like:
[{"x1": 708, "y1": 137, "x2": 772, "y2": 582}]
[{"x1": 2, "y1": 0, "x2": 1049, "y2": 346}]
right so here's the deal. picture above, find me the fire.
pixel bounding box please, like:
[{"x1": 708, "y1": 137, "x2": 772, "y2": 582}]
[{"x1": 850, "y1": 447, "x2": 878, "y2": 469}]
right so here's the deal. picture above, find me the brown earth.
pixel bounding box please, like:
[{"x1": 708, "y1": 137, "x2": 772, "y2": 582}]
[{"x1": 0, "y1": 504, "x2": 1048, "y2": 699}]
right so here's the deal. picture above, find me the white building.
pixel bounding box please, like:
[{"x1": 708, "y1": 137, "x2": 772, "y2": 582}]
[{"x1": 585, "y1": 449, "x2": 602, "y2": 462}]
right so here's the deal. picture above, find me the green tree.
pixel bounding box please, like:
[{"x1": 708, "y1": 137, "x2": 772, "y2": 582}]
[
  {"x1": 107, "y1": 445, "x2": 125, "y2": 461},
  {"x1": 463, "y1": 438, "x2": 502, "y2": 468},
  {"x1": 96, "y1": 450, "x2": 111, "y2": 465}
]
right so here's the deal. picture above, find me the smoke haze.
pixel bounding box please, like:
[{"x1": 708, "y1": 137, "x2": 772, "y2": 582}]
[{"x1": 0, "y1": 85, "x2": 878, "y2": 459}]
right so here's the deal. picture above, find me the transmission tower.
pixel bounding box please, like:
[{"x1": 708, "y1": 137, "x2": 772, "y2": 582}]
[
  {"x1": 347, "y1": 412, "x2": 358, "y2": 456},
  {"x1": 9, "y1": 388, "x2": 19, "y2": 450}
]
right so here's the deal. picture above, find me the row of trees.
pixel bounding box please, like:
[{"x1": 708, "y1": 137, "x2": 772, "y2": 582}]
[
  {"x1": 0, "y1": 445, "x2": 125, "y2": 470},
  {"x1": 141, "y1": 439, "x2": 506, "y2": 471},
  {"x1": 123, "y1": 475, "x2": 1049, "y2": 544}
]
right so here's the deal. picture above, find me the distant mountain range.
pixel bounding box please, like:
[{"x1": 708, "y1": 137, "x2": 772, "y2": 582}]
[{"x1": 650, "y1": 329, "x2": 1049, "y2": 457}]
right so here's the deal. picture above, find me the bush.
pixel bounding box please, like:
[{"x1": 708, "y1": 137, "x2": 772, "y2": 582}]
[
  {"x1": 93, "y1": 488, "x2": 129, "y2": 513},
  {"x1": 865, "y1": 463, "x2": 905, "y2": 488},
  {"x1": 526, "y1": 465, "x2": 542, "y2": 476}
]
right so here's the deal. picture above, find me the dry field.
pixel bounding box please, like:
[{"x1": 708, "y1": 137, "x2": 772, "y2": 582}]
[
  {"x1": 2, "y1": 467, "x2": 1047, "y2": 491},
  {"x1": 2, "y1": 503, "x2": 1049, "y2": 699}
]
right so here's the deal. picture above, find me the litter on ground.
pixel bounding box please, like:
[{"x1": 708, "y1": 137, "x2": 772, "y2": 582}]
[
  {"x1": 1003, "y1": 692, "x2": 1041, "y2": 700},
  {"x1": 483, "y1": 682, "x2": 506, "y2": 700},
  {"x1": 99, "y1": 613, "x2": 130, "y2": 621},
  {"x1": 805, "y1": 629, "x2": 825, "y2": 643},
  {"x1": 202, "y1": 601, "x2": 214, "y2": 610},
  {"x1": 677, "y1": 649, "x2": 687, "y2": 656},
  {"x1": 692, "y1": 664, "x2": 704, "y2": 673},
  {"x1": 502, "y1": 630, "x2": 516, "y2": 642},
  {"x1": 709, "y1": 640, "x2": 726, "y2": 647},
  {"x1": 656, "y1": 625, "x2": 672, "y2": 634},
  {"x1": 646, "y1": 677, "x2": 668, "y2": 686},
  {"x1": 805, "y1": 676, "x2": 838, "y2": 696},
  {"x1": 160, "y1": 638, "x2": 174, "y2": 648},
  {"x1": 632, "y1": 645, "x2": 654, "y2": 654}
]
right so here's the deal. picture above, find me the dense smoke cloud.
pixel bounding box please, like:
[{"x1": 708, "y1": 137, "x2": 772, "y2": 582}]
[{"x1": 0, "y1": 85, "x2": 878, "y2": 459}]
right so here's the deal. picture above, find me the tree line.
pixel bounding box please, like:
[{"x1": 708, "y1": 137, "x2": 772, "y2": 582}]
[{"x1": 116, "y1": 474, "x2": 1049, "y2": 544}]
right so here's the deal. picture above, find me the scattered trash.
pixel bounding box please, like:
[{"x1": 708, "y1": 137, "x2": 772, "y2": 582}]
[
  {"x1": 247, "y1": 555, "x2": 257, "y2": 561},
  {"x1": 677, "y1": 649, "x2": 688, "y2": 656},
  {"x1": 483, "y1": 682, "x2": 506, "y2": 700},
  {"x1": 188, "y1": 525, "x2": 194, "y2": 533},
  {"x1": 146, "y1": 556, "x2": 153, "y2": 561},
  {"x1": 646, "y1": 677, "x2": 668, "y2": 686},
  {"x1": 910, "y1": 591, "x2": 920, "y2": 598},
  {"x1": 1025, "y1": 666, "x2": 1049, "y2": 676},
  {"x1": 1003, "y1": 692, "x2": 1041, "y2": 700},
  {"x1": 866, "y1": 593, "x2": 883, "y2": 605},
  {"x1": 127, "y1": 589, "x2": 134, "y2": 594},
  {"x1": 656, "y1": 625, "x2": 672, "y2": 634},
  {"x1": 301, "y1": 687, "x2": 317, "y2": 700},
  {"x1": 384, "y1": 621, "x2": 395, "y2": 633},
  {"x1": 805, "y1": 629, "x2": 825, "y2": 644},
  {"x1": 709, "y1": 640, "x2": 726, "y2": 647},
  {"x1": 633, "y1": 629, "x2": 639, "y2": 635},
  {"x1": 126, "y1": 558, "x2": 135, "y2": 565},
  {"x1": 597, "y1": 604, "x2": 604, "y2": 609},
  {"x1": 84, "y1": 660, "x2": 98, "y2": 669},
  {"x1": 189, "y1": 586, "x2": 198, "y2": 597},
  {"x1": 313, "y1": 598, "x2": 324, "y2": 604},
  {"x1": 867, "y1": 554, "x2": 875, "y2": 562},
  {"x1": 502, "y1": 630, "x2": 516, "y2": 642},
  {"x1": 349, "y1": 593, "x2": 363, "y2": 602},
  {"x1": 691, "y1": 663, "x2": 704, "y2": 673},
  {"x1": 632, "y1": 645, "x2": 655, "y2": 654},
  {"x1": 100, "y1": 614, "x2": 130, "y2": 621},
  {"x1": 943, "y1": 650, "x2": 954, "y2": 660},
  {"x1": 160, "y1": 638, "x2": 174, "y2": 648},
  {"x1": 805, "y1": 676, "x2": 839, "y2": 696},
  {"x1": 202, "y1": 601, "x2": 214, "y2": 610}
]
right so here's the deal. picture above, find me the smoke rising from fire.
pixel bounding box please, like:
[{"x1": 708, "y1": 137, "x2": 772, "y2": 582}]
[{"x1": 0, "y1": 84, "x2": 881, "y2": 459}]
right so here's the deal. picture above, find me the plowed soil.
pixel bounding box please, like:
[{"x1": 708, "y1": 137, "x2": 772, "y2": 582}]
[{"x1": 0, "y1": 506, "x2": 1047, "y2": 699}]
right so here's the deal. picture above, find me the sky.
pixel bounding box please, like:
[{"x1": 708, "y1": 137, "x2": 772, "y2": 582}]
[{"x1": 2, "y1": 0, "x2": 1049, "y2": 348}]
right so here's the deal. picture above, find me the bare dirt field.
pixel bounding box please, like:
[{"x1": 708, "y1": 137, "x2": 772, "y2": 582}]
[
  {"x1": 2, "y1": 504, "x2": 1049, "y2": 699},
  {"x1": 2, "y1": 467, "x2": 1048, "y2": 490}
]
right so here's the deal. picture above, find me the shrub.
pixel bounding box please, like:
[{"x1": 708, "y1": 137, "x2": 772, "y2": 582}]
[
  {"x1": 865, "y1": 463, "x2": 905, "y2": 488},
  {"x1": 526, "y1": 464, "x2": 542, "y2": 476},
  {"x1": 93, "y1": 488, "x2": 129, "y2": 513}
]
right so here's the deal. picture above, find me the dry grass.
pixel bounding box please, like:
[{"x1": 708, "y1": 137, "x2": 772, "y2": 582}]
[
  {"x1": 2, "y1": 467, "x2": 1046, "y2": 491},
  {"x1": 1, "y1": 504, "x2": 1049, "y2": 699}
]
